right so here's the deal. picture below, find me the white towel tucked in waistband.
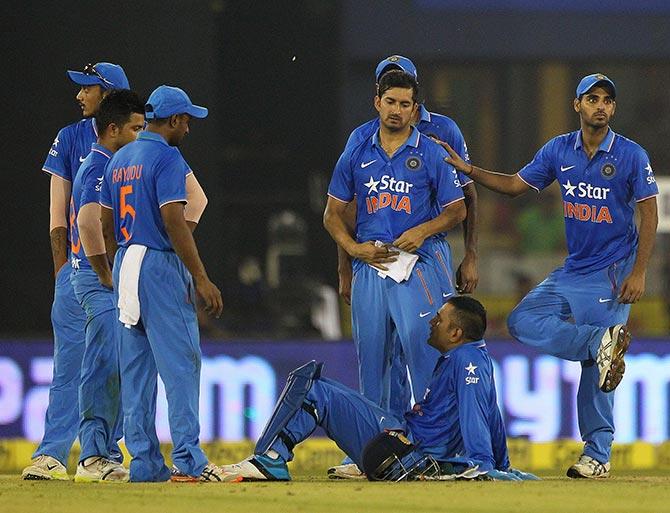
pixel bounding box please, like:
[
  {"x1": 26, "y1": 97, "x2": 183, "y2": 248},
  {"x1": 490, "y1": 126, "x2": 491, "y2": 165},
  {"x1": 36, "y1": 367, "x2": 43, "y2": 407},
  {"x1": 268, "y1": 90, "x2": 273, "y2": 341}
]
[
  {"x1": 370, "y1": 242, "x2": 419, "y2": 284},
  {"x1": 118, "y1": 244, "x2": 147, "y2": 328}
]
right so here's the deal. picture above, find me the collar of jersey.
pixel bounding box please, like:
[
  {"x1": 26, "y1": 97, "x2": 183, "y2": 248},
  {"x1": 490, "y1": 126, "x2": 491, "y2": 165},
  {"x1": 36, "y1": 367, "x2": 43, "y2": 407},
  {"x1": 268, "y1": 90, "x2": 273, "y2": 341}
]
[
  {"x1": 371, "y1": 125, "x2": 421, "y2": 153},
  {"x1": 443, "y1": 339, "x2": 487, "y2": 357},
  {"x1": 138, "y1": 130, "x2": 170, "y2": 146},
  {"x1": 418, "y1": 104, "x2": 431, "y2": 123},
  {"x1": 574, "y1": 127, "x2": 616, "y2": 153},
  {"x1": 90, "y1": 143, "x2": 112, "y2": 159}
]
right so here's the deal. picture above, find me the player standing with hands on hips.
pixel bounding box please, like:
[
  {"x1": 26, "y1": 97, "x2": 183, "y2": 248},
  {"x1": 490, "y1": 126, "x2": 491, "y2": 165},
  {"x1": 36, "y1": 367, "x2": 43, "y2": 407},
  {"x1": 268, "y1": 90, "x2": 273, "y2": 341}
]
[
  {"x1": 435, "y1": 73, "x2": 658, "y2": 479},
  {"x1": 99, "y1": 85, "x2": 237, "y2": 483}
]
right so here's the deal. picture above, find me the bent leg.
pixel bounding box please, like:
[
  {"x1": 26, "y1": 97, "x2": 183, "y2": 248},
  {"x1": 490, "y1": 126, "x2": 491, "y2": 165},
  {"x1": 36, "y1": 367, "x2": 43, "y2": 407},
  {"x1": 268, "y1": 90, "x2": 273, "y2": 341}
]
[
  {"x1": 269, "y1": 377, "x2": 404, "y2": 468},
  {"x1": 507, "y1": 269, "x2": 604, "y2": 361}
]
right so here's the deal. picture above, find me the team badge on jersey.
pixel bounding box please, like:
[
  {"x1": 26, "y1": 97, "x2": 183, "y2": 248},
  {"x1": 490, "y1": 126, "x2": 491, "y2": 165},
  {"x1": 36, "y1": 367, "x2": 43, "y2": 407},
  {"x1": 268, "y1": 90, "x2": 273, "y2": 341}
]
[
  {"x1": 601, "y1": 163, "x2": 616, "y2": 179},
  {"x1": 405, "y1": 156, "x2": 422, "y2": 171}
]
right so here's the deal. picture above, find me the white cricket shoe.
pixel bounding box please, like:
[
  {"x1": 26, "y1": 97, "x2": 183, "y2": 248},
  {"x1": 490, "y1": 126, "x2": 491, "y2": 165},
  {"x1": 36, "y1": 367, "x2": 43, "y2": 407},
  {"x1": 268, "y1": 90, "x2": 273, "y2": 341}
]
[
  {"x1": 567, "y1": 455, "x2": 611, "y2": 479},
  {"x1": 220, "y1": 454, "x2": 290, "y2": 481},
  {"x1": 327, "y1": 463, "x2": 366, "y2": 480},
  {"x1": 74, "y1": 457, "x2": 129, "y2": 483},
  {"x1": 22, "y1": 455, "x2": 69, "y2": 481},
  {"x1": 170, "y1": 463, "x2": 242, "y2": 483},
  {"x1": 596, "y1": 324, "x2": 631, "y2": 392}
]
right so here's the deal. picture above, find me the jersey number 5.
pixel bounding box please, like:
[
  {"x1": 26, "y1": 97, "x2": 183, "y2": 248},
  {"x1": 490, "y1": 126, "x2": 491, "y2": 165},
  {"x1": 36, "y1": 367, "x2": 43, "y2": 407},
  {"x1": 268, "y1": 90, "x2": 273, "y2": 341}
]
[{"x1": 119, "y1": 185, "x2": 136, "y2": 242}]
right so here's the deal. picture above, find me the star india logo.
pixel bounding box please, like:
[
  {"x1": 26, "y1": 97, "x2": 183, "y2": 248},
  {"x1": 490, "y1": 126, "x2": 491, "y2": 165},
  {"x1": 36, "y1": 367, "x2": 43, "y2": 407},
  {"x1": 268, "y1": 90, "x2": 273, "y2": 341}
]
[{"x1": 465, "y1": 362, "x2": 479, "y2": 385}]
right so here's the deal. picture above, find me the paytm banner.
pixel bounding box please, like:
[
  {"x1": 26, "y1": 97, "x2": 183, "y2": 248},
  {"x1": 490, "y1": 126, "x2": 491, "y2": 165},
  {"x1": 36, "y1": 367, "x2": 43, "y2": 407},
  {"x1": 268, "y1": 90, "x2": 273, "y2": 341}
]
[{"x1": 0, "y1": 339, "x2": 668, "y2": 443}]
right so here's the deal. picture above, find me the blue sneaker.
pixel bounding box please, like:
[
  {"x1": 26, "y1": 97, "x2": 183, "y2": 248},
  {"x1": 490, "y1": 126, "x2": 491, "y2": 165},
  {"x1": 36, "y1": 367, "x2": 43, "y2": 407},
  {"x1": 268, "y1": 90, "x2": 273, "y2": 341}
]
[{"x1": 221, "y1": 454, "x2": 291, "y2": 481}]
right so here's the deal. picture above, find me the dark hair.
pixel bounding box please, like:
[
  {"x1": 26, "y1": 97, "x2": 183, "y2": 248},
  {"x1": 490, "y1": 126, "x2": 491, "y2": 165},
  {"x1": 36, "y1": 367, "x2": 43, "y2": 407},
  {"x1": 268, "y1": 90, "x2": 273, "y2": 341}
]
[
  {"x1": 447, "y1": 296, "x2": 487, "y2": 341},
  {"x1": 96, "y1": 89, "x2": 145, "y2": 134},
  {"x1": 377, "y1": 70, "x2": 419, "y2": 103}
]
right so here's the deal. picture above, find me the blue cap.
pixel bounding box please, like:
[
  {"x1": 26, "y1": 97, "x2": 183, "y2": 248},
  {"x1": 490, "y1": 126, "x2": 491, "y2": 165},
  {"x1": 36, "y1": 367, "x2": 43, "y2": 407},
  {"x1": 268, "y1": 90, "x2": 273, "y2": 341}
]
[
  {"x1": 144, "y1": 85, "x2": 208, "y2": 120},
  {"x1": 375, "y1": 55, "x2": 418, "y2": 82},
  {"x1": 576, "y1": 73, "x2": 616, "y2": 98},
  {"x1": 67, "y1": 62, "x2": 130, "y2": 90}
]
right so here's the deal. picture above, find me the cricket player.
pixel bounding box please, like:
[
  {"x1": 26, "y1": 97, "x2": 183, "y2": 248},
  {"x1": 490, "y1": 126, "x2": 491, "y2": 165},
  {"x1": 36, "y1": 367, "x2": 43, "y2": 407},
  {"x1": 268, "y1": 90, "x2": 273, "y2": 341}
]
[
  {"x1": 437, "y1": 73, "x2": 658, "y2": 478},
  {"x1": 222, "y1": 296, "x2": 538, "y2": 482},
  {"x1": 99, "y1": 85, "x2": 236, "y2": 483},
  {"x1": 323, "y1": 68, "x2": 466, "y2": 466},
  {"x1": 23, "y1": 62, "x2": 130, "y2": 481},
  {"x1": 331, "y1": 55, "x2": 479, "y2": 479},
  {"x1": 69, "y1": 89, "x2": 145, "y2": 482}
]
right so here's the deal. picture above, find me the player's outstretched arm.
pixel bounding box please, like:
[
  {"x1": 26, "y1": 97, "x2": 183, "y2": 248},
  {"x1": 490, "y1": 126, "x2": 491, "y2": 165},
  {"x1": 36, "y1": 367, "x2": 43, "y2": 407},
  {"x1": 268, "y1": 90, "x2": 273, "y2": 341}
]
[
  {"x1": 394, "y1": 199, "x2": 467, "y2": 253},
  {"x1": 78, "y1": 203, "x2": 113, "y2": 288},
  {"x1": 457, "y1": 182, "x2": 479, "y2": 293},
  {"x1": 161, "y1": 202, "x2": 223, "y2": 317},
  {"x1": 49, "y1": 175, "x2": 71, "y2": 278},
  {"x1": 618, "y1": 197, "x2": 658, "y2": 304},
  {"x1": 435, "y1": 140, "x2": 530, "y2": 197},
  {"x1": 324, "y1": 196, "x2": 398, "y2": 271}
]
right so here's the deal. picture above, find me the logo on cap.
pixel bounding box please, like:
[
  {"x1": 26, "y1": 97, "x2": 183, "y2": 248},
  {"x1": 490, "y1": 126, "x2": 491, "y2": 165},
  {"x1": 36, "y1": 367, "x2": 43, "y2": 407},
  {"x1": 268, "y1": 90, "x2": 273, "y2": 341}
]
[
  {"x1": 389, "y1": 55, "x2": 400, "y2": 62},
  {"x1": 601, "y1": 163, "x2": 616, "y2": 179},
  {"x1": 406, "y1": 156, "x2": 422, "y2": 171},
  {"x1": 596, "y1": 73, "x2": 606, "y2": 80}
]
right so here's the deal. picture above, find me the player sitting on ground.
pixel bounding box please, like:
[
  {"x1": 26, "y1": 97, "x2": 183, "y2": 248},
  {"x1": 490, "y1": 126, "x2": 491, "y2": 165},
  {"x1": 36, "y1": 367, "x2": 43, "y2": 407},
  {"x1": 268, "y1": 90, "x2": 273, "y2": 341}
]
[{"x1": 222, "y1": 296, "x2": 538, "y2": 481}]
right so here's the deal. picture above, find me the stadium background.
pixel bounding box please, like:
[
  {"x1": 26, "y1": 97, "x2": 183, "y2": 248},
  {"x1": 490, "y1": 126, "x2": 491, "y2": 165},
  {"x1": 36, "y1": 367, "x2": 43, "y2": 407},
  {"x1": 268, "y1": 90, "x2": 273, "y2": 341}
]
[{"x1": 2, "y1": 0, "x2": 670, "y2": 467}]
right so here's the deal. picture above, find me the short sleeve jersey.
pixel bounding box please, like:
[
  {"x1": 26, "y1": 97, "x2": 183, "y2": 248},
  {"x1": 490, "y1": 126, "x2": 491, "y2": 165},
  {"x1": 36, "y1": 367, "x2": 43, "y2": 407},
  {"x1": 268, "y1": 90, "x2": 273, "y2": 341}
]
[
  {"x1": 70, "y1": 144, "x2": 112, "y2": 270},
  {"x1": 404, "y1": 341, "x2": 510, "y2": 472},
  {"x1": 517, "y1": 129, "x2": 658, "y2": 273},
  {"x1": 99, "y1": 131, "x2": 190, "y2": 251},
  {"x1": 42, "y1": 118, "x2": 98, "y2": 182},
  {"x1": 42, "y1": 118, "x2": 98, "y2": 256},
  {"x1": 344, "y1": 105, "x2": 472, "y2": 187},
  {"x1": 328, "y1": 127, "x2": 464, "y2": 260}
]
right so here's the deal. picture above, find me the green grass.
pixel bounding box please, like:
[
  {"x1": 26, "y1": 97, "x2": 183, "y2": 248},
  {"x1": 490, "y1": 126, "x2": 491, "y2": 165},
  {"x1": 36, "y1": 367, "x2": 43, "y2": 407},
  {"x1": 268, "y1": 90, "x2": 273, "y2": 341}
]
[{"x1": 3, "y1": 471, "x2": 670, "y2": 513}]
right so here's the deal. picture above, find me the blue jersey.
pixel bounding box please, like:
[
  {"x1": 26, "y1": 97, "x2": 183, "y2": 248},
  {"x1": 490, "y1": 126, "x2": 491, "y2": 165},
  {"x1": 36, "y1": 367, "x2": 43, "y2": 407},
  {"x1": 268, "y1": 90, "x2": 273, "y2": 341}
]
[
  {"x1": 42, "y1": 118, "x2": 98, "y2": 256},
  {"x1": 99, "y1": 131, "x2": 191, "y2": 251},
  {"x1": 518, "y1": 129, "x2": 658, "y2": 273},
  {"x1": 70, "y1": 144, "x2": 112, "y2": 270},
  {"x1": 344, "y1": 105, "x2": 472, "y2": 188},
  {"x1": 405, "y1": 340, "x2": 509, "y2": 472},
  {"x1": 328, "y1": 127, "x2": 464, "y2": 261},
  {"x1": 43, "y1": 118, "x2": 98, "y2": 182}
]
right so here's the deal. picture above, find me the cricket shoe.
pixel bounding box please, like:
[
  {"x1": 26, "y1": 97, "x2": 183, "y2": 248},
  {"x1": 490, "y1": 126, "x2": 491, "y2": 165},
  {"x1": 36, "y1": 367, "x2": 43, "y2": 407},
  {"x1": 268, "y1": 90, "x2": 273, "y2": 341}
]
[
  {"x1": 74, "y1": 457, "x2": 129, "y2": 483},
  {"x1": 170, "y1": 463, "x2": 242, "y2": 483},
  {"x1": 21, "y1": 455, "x2": 69, "y2": 481},
  {"x1": 221, "y1": 454, "x2": 291, "y2": 481},
  {"x1": 566, "y1": 455, "x2": 610, "y2": 479},
  {"x1": 596, "y1": 324, "x2": 631, "y2": 392},
  {"x1": 327, "y1": 463, "x2": 366, "y2": 480}
]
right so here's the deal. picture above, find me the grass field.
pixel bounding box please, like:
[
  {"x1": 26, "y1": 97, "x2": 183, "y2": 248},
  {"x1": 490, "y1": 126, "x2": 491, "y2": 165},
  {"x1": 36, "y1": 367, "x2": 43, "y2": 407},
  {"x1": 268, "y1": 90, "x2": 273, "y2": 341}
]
[{"x1": 3, "y1": 470, "x2": 669, "y2": 513}]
